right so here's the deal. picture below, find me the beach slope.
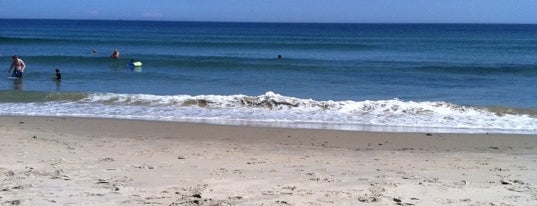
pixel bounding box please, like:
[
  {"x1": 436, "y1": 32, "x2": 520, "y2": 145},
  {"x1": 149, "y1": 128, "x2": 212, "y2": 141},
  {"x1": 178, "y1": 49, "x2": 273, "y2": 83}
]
[{"x1": 1, "y1": 116, "x2": 536, "y2": 205}]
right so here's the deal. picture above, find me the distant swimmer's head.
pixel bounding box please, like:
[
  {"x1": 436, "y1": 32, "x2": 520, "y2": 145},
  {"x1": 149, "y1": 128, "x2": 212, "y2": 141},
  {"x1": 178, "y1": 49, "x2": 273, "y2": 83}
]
[
  {"x1": 111, "y1": 49, "x2": 120, "y2": 58},
  {"x1": 277, "y1": 55, "x2": 282, "y2": 59}
]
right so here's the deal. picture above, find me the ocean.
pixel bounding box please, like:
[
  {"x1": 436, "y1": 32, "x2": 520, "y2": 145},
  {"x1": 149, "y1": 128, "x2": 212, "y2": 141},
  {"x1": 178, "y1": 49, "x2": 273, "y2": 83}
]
[{"x1": 0, "y1": 19, "x2": 536, "y2": 134}]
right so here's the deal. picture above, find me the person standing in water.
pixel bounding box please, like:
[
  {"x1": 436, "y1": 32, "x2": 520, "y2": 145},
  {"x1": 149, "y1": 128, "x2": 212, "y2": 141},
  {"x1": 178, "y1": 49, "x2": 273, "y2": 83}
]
[
  {"x1": 8, "y1": 55, "x2": 26, "y2": 78},
  {"x1": 55, "y1": 68, "x2": 62, "y2": 80}
]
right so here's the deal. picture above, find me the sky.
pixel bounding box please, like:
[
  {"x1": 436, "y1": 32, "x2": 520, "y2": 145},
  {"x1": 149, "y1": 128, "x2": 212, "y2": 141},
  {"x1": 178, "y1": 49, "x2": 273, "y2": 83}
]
[{"x1": 1, "y1": 0, "x2": 536, "y2": 24}]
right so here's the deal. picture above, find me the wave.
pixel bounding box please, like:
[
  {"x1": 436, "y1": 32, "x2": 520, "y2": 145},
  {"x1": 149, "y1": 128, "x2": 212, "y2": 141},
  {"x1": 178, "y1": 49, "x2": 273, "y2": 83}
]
[
  {"x1": 412, "y1": 64, "x2": 537, "y2": 76},
  {"x1": 16, "y1": 54, "x2": 537, "y2": 73},
  {"x1": 0, "y1": 91, "x2": 535, "y2": 134},
  {"x1": 0, "y1": 35, "x2": 377, "y2": 51},
  {"x1": 14, "y1": 54, "x2": 337, "y2": 72},
  {"x1": 0, "y1": 36, "x2": 104, "y2": 45},
  {"x1": 82, "y1": 92, "x2": 537, "y2": 116}
]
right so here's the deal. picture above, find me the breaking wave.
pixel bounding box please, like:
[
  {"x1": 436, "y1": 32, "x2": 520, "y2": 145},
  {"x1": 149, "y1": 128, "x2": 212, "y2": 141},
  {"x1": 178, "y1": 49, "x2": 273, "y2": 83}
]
[{"x1": 0, "y1": 91, "x2": 534, "y2": 134}]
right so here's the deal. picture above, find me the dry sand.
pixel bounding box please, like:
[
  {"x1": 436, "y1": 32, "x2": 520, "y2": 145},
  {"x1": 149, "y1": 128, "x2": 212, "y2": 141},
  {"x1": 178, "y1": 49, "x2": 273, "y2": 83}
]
[{"x1": 0, "y1": 116, "x2": 536, "y2": 205}]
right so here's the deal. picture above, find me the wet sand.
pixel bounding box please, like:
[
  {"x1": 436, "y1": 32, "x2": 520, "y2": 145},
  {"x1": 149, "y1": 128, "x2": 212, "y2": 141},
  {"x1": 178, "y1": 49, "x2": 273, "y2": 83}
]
[{"x1": 0, "y1": 116, "x2": 536, "y2": 205}]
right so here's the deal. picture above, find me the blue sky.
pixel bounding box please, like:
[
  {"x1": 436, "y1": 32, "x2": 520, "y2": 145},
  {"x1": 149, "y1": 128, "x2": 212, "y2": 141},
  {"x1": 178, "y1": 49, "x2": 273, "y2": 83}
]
[{"x1": 1, "y1": 0, "x2": 536, "y2": 23}]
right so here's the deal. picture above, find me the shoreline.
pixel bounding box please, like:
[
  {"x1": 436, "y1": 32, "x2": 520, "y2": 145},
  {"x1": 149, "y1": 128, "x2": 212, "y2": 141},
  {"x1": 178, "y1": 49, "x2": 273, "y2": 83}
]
[
  {"x1": 1, "y1": 115, "x2": 536, "y2": 205},
  {"x1": 2, "y1": 115, "x2": 537, "y2": 148},
  {"x1": 1, "y1": 113, "x2": 535, "y2": 135}
]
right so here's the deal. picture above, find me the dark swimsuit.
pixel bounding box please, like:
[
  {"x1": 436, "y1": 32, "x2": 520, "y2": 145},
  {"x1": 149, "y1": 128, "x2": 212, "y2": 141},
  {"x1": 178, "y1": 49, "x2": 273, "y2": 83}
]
[{"x1": 12, "y1": 70, "x2": 23, "y2": 78}]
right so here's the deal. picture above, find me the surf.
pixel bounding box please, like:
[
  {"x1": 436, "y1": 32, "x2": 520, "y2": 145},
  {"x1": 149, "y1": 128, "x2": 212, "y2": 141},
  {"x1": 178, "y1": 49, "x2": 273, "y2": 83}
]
[{"x1": 0, "y1": 91, "x2": 535, "y2": 134}]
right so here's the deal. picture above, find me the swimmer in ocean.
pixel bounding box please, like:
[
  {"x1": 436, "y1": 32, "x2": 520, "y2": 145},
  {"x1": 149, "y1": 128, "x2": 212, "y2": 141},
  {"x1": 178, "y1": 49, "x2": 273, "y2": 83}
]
[{"x1": 111, "y1": 49, "x2": 120, "y2": 59}]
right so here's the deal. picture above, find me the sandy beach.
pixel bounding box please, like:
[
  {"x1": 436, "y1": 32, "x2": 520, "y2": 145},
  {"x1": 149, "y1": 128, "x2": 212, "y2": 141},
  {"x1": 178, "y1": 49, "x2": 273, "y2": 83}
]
[{"x1": 0, "y1": 116, "x2": 536, "y2": 205}]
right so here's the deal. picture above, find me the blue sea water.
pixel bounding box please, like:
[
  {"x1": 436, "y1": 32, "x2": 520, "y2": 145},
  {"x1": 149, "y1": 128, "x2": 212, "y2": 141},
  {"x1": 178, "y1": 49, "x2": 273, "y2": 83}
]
[{"x1": 0, "y1": 19, "x2": 536, "y2": 134}]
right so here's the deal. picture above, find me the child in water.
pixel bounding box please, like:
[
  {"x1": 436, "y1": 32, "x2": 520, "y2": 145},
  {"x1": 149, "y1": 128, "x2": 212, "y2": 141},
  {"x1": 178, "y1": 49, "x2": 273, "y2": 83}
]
[{"x1": 55, "y1": 68, "x2": 61, "y2": 80}]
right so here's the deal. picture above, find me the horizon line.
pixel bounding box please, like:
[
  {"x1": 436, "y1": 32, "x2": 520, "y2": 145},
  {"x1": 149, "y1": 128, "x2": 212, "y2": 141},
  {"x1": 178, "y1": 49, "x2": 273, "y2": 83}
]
[{"x1": 2, "y1": 18, "x2": 536, "y2": 25}]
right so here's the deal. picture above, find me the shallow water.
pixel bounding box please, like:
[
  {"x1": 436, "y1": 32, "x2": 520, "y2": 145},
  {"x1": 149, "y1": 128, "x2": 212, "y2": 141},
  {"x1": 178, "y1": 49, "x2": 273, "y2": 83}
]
[{"x1": 1, "y1": 20, "x2": 536, "y2": 133}]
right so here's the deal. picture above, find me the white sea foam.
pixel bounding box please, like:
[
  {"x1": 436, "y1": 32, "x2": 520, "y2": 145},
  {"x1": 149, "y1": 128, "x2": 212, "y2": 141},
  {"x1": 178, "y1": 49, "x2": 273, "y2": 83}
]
[{"x1": 0, "y1": 91, "x2": 535, "y2": 134}]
